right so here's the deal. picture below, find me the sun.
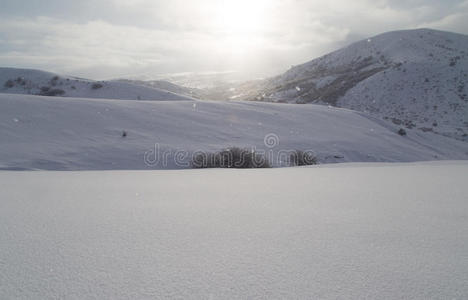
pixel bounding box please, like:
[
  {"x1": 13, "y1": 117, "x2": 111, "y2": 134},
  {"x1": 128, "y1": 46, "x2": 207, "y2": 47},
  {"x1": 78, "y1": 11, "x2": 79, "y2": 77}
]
[{"x1": 214, "y1": 0, "x2": 269, "y2": 35}]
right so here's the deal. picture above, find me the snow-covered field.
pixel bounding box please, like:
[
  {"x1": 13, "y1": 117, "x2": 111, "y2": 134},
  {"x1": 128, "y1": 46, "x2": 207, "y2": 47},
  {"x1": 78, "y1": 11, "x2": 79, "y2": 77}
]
[
  {"x1": 1, "y1": 93, "x2": 468, "y2": 170},
  {"x1": 1, "y1": 161, "x2": 467, "y2": 299}
]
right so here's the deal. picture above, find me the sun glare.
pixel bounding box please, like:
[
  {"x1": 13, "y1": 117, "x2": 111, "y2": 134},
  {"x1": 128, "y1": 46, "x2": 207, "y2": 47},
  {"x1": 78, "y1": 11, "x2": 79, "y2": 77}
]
[{"x1": 214, "y1": 0, "x2": 269, "y2": 35}]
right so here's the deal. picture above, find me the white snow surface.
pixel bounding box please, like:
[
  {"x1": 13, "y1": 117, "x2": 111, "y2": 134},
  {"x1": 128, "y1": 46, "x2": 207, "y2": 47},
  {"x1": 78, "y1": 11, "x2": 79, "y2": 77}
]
[
  {"x1": 0, "y1": 67, "x2": 195, "y2": 101},
  {"x1": 0, "y1": 161, "x2": 467, "y2": 299},
  {"x1": 1, "y1": 93, "x2": 467, "y2": 170},
  {"x1": 260, "y1": 29, "x2": 468, "y2": 141}
]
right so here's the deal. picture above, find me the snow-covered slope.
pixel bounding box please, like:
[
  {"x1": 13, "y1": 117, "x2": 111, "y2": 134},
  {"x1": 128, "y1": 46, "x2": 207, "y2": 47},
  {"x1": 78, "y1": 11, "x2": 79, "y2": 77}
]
[
  {"x1": 1, "y1": 93, "x2": 467, "y2": 170},
  {"x1": 117, "y1": 78, "x2": 202, "y2": 99},
  {"x1": 0, "y1": 67, "x2": 195, "y2": 101},
  {"x1": 242, "y1": 29, "x2": 468, "y2": 141},
  {"x1": 1, "y1": 161, "x2": 467, "y2": 299}
]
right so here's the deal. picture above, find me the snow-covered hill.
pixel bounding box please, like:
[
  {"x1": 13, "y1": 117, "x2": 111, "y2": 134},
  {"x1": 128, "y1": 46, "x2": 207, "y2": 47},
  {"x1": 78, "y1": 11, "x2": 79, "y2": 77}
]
[
  {"x1": 1, "y1": 93, "x2": 467, "y2": 170},
  {"x1": 0, "y1": 67, "x2": 195, "y2": 101},
  {"x1": 237, "y1": 29, "x2": 468, "y2": 141},
  {"x1": 1, "y1": 162, "x2": 467, "y2": 299},
  {"x1": 117, "y1": 78, "x2": 202, "y2": 99}
]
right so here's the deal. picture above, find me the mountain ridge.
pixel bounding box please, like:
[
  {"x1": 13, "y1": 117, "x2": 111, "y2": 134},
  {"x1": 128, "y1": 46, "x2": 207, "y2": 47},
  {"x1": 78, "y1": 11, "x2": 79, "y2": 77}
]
[{"x1": 218, "y1": 28, "x2": 468, "y2": 141}]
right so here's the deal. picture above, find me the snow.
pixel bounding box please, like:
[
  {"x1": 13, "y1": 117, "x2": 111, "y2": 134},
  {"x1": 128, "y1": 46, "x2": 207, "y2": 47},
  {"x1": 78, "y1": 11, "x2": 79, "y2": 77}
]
[
  {"x1": 0, "y1": 161, "x2": 467, "y2": 299},
  {"x1": 336, "y1": 29, "x2": 468, "y2": 141},
  {"x1": 1, "y1": 27, "x2": 467, "y2": 299},
  {"x1": 257, "y1": 29, "x2": 468, "y2": 141},
  {"x1": 314, "y1": 75, "x2": 337, "y2": 89},
  {"x1": 0, "y1": 67, "x2": 195, "y2": 101},
  {"x1": 1, "y1": 93, "x2": 467, "y2": 170}
]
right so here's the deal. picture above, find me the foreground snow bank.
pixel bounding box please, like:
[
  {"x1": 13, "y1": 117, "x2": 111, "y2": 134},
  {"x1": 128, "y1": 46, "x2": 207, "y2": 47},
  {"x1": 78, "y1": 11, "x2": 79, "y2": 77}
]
[{"x1": 1, "y1": 161, "x2": 467, "y2": 299}]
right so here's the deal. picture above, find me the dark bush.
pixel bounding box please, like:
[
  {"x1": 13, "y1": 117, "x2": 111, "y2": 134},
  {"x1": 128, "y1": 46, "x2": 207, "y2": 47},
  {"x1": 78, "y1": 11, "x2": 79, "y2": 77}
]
[
  {"x1": 398, "y1": 128, "x2": 407, "y2": 136},
  {"x1": 92, "y1": 83, "x2": 104, "y2": 90},
  {"x1": 290, "y1": 150, "x2": 318, "y2": 166},
  {"x1": 50, "y1": 76, "x2": 59, "y2": 86},
  {"x1": 50, "y1": 89, "x2": 65, "y2": 96},
  {"x1": 4, "y1": 79, "x2": 14, "y2": 88},
  {"x1": 192, "y1": 147, "x2": 270, "y2": 169},
  {"x1": 39, "y1": 88, "x2": 65, "y2": 96}
]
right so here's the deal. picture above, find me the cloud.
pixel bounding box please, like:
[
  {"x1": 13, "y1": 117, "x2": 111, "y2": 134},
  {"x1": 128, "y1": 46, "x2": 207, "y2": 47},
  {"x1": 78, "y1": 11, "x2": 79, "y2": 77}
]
[
  {"x1": 0, "y1": 0, "x2": 467, "y2": 79},
  {"x1": 417, "y1": 0, "x2": 468, "y2": 32}
]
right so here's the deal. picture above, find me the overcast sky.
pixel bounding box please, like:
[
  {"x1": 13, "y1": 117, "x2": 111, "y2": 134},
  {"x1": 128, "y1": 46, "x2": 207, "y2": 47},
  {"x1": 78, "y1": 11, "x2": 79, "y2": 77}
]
[{"x1": 1, "y1": 0, "x2": 467, "y2": 79}]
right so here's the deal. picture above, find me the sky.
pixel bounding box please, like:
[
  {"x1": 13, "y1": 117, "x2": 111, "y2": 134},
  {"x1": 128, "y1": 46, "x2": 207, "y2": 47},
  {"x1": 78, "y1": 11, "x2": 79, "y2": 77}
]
[{"x1": 1, "y1": 0, "x2": 467, "y2": 80}]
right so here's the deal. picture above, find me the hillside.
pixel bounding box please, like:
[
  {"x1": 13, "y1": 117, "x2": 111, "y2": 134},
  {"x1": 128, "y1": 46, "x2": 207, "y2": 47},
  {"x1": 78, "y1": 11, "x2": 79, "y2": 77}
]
[
  {"x1": 229, "y1": 29, "x2": 468, "y2": 142},
  {"x1": 0, "y1": 67, "x2": 194, "y2": 101},
  {"x1": 117, "y1": 78, "x2": 202, "y2": 99},
  {"x1": 1, "y1": 93, "x2": 467, "y2": 170}
]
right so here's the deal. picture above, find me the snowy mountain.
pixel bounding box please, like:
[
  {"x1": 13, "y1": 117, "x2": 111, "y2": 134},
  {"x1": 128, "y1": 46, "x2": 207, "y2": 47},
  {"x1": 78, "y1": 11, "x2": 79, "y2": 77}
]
[
  {"x1": 1, "y1": 93, "x2": 467, "y2": 170},
  {"x1": 0, "y1": 67, "x2": 195, "y2": 101},
  {"x1": 233, "y1": 29, "x2": 468, "y2": 142}
]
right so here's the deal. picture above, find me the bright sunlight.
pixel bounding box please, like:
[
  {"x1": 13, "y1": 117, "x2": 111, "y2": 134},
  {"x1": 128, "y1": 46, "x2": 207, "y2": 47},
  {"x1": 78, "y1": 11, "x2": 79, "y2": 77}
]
[{"x1": 213, "y1": 0, "x2": 270, "y2": 35}]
